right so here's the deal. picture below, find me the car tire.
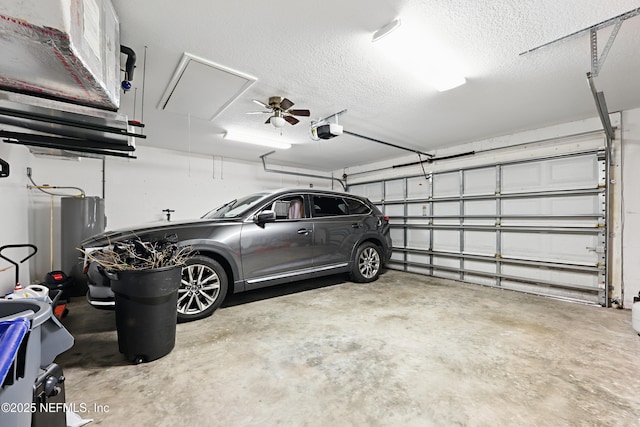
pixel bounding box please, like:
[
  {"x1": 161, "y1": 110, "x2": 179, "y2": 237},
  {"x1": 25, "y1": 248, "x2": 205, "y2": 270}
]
[
  {"x1": 177, "y1": 255, "x2": 228, "y2": 323},
  {"x1": 350, "y1": 242, "x2": 382, "y2": 283}
]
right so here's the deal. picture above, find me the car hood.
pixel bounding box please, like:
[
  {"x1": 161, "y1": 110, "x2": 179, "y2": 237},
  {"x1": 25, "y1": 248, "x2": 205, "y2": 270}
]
[{"x1": 81, "y1": 217, "x2": 241, "y2": 247}]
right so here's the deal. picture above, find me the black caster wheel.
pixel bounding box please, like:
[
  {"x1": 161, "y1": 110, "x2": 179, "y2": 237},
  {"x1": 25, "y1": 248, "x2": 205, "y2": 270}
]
[{"x1": 134, "y1": 356, "x2": 145, "y2": 364}]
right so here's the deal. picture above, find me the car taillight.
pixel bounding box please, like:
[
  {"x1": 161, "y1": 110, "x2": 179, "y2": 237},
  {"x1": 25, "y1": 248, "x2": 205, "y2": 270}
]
[{"x1": 377, "y1": 216, "x2": 390, "y2": 227}]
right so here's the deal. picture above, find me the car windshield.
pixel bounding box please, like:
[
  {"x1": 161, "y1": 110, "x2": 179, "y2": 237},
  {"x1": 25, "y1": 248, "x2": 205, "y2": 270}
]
[{"x1": 201, "y1": 192, "x2": 271, "y2": 219}]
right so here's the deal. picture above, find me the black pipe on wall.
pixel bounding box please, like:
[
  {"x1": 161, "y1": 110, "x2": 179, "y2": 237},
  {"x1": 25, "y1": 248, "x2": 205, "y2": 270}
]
[{"x1": 120, "y1": 45, "x2": 136, "y2": 82}]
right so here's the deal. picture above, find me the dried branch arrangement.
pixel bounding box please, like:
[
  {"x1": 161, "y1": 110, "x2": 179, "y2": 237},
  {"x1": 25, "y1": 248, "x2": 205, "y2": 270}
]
[{"x1": 80, "y1": 238, "x2": 192, "y2": 271}]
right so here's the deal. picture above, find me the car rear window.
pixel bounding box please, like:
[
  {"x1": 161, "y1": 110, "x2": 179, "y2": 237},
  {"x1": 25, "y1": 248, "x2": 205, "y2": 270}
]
[
  {"x1": 312, "y1": 195, "x2": 349, "y2": 217},
  {"x1": 345, "y1": 198, "x2": 371, "y2": 215}
]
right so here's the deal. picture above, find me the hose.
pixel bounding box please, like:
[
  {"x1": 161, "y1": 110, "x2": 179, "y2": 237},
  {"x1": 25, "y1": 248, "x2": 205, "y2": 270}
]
[{"x1": 27, "y1": 172, "x2": 85, "y2": 198}]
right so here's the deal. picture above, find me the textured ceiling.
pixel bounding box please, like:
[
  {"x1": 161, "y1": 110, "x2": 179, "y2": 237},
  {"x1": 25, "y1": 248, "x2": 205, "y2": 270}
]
[{"x1": 112, "y1": 0, "x2": 640, "y2": 171}]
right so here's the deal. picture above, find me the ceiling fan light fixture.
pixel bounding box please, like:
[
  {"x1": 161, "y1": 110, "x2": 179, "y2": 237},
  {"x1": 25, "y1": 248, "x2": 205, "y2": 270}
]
[
  {"x1": 223, "y1": 131, "x2": 291, "y2": 149},
  {"x1": 372, "y1": 18, "x2": 401, "y2": 42},
  {"x1": 270, "y1": 116, "x2": 286, "y2": 128}
]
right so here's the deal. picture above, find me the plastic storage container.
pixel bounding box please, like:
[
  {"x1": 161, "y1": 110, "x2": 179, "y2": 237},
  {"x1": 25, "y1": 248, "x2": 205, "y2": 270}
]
[
  {"x1": 108, "y1": 266, "x2": 181, "y2": 363},
  {"x1": 0, "y1": 300, "x2": 74, "y2": 427}
]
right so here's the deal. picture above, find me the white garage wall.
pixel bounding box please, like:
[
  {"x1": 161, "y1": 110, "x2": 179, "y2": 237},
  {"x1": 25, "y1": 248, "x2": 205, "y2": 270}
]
[
  {"x1": 0, "y1": 144, "x2": 333, "y2": 294},
  {"x1": 0, "y1": 144, "x2": 31, "y2": 291},
  {"x1": 101, "y1": 147, "x2": 333, "y2": 228},
  {"x1": 26, "y1": 153, "x2": 103, "y2": 284}
]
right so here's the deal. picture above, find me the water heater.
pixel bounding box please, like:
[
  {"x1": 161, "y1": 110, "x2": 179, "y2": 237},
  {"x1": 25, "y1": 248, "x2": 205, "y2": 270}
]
[{"x1": 61, "y1": 197, "x2": 105, "y2": 294}]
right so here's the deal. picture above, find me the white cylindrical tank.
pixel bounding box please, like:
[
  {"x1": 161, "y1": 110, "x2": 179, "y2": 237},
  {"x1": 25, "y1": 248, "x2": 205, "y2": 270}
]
[
  {"x1": 61, "y1": 197, "x2": 105, "y2": 294},
  {"x1": 633, "y1": 300, "x2": 640, "y2": 335}
]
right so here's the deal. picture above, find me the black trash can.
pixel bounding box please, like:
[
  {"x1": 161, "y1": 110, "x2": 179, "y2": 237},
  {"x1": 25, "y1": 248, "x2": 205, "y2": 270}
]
[{"x1": 108, "y1": 266, "x2": 181, "y2": 363}]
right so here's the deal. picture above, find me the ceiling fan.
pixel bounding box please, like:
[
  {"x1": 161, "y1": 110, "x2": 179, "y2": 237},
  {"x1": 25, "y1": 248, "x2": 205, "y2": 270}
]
[{"x1": 248, "y1": 96, "x2": 310, "y2": 128}]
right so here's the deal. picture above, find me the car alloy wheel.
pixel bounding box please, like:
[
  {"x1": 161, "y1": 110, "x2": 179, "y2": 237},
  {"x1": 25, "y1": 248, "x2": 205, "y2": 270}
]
[
  {"x1": 358, "y1": 246, "x2": 380, "y2": 279},
  {"x1": 351, "y1": 242, "x2": 382, "y2": 283},
  {"x1": 177, "y1": 255, "x2": 228, "y2": 322}
]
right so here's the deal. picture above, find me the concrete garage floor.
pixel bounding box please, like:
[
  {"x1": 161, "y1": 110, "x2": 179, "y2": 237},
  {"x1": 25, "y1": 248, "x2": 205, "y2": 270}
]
[{"x1": 56, "y1": 270, "x2": 640, "y2": 426}]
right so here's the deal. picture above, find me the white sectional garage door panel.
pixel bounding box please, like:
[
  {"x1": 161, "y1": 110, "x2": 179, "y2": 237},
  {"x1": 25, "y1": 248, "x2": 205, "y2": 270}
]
[{"x1": 349, "y1": 148, "x2": 607, "y2": 305}]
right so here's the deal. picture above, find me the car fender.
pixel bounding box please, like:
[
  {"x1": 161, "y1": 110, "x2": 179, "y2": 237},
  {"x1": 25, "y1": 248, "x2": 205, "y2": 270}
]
[
  {"x1": 349, "y1": 231, "x2": 388, "y2": 262},
  {"x1": 178, "y1": 238, "x2": 243, "y2": 288}
]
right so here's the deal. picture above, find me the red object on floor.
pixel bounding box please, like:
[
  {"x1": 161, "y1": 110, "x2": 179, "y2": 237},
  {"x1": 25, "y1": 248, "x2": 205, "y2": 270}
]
[{"x1": 53, "y1": 304, "x2": 67, "y2": 319}]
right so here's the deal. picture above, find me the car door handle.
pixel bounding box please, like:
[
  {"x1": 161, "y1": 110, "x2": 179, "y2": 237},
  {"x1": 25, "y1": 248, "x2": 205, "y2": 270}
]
[
  {"x1": 351, "y1": 223, "x2": 363, "y2": 229},
  {"x1": 297, "y1": 228, "x2": 311, "y2": 235}
]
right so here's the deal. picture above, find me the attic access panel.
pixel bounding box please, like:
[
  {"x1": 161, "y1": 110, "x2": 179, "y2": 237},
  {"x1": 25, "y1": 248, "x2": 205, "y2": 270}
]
[{"x1": 158, "y1": 53, "x2": 257, "y2": 121}]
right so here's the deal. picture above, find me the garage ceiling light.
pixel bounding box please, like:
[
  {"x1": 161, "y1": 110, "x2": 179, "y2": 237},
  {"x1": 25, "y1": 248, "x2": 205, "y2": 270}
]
[
  {"x1": 223, "y1": 131, "x2": 291, "y2": 150},
  {"x1": 373, "y1": 19, "x2": 466, "y2": 92},
  {"x1": 372, "y1": 18, "x2": 401, "y2": 43}
]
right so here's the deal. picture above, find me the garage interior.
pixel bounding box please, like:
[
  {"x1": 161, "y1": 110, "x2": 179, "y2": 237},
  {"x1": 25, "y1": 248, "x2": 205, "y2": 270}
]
[{"x1": 2, "y1": 1, "x2": 640, "y2": 426}]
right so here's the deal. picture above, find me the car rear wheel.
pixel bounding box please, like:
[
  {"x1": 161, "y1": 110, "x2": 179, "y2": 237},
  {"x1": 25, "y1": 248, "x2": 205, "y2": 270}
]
[
  {"x1": 350, "y1": 242, "x2": 382, "y2": 283},
  {"x1": 177, "y1": 255, "x2": 228, "y2": 323}
]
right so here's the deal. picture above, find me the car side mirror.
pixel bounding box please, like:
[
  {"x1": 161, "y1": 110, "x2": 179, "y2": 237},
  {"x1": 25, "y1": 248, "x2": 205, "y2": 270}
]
[{"x1": 255, "y1": 210, "x2": 276, "y2": 224}]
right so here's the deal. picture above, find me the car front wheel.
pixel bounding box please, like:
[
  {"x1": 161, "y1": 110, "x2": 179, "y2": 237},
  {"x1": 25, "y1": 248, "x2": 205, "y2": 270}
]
[
  {"x1": 350, "y1": 242, "x2": 382, "y2": 283},
  {"x1": 177, "y1": 255, "x2": 228, "y2": 323}
]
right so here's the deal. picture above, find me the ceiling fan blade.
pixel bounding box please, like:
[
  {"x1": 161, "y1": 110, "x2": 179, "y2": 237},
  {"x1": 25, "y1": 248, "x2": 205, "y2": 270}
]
[
  {"x1": 284, "y1": 115, "x2": 299, "y2": 125},
  {"x1": 288, "y1": 109, "x2": 310, "y2": 117},
  {"x1": 246, "y1": 111, "x2": 272, "y2": 115},
  {"x1": 280, "y1": 98, "x2": 294, "y2": 111},
  {"x1": 265, "y1": 116, "x2": 274, "y2": 124},
  {"x1": 253, "y1": 99, "x2": 270, "y2": 109}
]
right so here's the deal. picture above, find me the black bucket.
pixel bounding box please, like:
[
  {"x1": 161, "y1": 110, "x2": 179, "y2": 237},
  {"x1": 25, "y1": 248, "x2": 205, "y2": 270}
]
[{"x1": 107, "y1": 266, "x2": 181, "y2": 363}]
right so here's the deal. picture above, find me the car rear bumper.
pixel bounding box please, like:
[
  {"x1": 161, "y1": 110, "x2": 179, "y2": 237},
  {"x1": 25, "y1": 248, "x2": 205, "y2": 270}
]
[
  {"x1": 87, "y1": 291, "x2": 115, "y2": 309},
  {"x1": 86, "y1": 261, "x2": 115, "y2": 309}
]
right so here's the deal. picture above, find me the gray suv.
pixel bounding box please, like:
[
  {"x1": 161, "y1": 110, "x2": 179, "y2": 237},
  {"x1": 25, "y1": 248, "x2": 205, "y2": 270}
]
[{"x1": 82, "y1": 188, "x2": 392, "y2": 322}]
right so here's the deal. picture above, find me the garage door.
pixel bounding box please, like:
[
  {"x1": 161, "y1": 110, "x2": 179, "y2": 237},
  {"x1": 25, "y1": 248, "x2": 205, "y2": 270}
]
[{"x1": 348, "y1": 147, "x2": 608, "y2": 305}]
